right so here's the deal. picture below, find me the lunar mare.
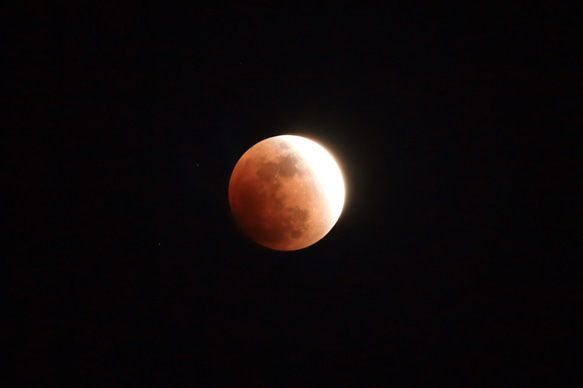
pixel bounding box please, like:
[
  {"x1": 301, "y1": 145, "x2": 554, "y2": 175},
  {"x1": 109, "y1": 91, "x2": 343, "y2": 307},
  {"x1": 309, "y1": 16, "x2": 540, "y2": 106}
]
[{"x1": 229, "y1": 135, "x2": 345, "y2": 251}]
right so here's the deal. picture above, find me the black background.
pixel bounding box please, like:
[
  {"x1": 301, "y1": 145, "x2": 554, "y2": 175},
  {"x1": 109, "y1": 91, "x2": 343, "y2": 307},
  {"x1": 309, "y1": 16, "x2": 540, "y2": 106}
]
[{"x1": 7, "y1": 1, "x2": 580, "y2": 386}]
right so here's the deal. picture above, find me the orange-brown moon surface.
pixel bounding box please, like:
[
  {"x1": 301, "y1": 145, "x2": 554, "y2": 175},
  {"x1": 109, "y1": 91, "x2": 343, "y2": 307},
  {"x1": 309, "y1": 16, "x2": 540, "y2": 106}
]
[{"x1": 228, "y1": 135, "x2": 345, "y2": 251}]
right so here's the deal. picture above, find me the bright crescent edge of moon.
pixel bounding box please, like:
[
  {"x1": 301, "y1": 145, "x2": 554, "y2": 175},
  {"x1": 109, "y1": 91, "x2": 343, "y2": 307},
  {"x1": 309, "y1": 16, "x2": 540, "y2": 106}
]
[{"x1": 280, "y1": 135, "x2": 345, "y2": 223}]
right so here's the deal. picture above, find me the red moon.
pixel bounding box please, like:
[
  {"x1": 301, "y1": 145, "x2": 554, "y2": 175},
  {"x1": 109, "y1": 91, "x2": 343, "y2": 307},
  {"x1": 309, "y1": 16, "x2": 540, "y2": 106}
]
[{"x1": 229, "y1": 135, "x2": 345, "y2": 251}]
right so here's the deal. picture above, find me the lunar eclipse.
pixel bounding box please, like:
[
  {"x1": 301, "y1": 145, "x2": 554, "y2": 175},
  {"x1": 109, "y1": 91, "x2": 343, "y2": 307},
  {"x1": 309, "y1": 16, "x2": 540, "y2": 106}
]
[{"x1": 229, "y1": 135, "x2": 345, "y2": 251}]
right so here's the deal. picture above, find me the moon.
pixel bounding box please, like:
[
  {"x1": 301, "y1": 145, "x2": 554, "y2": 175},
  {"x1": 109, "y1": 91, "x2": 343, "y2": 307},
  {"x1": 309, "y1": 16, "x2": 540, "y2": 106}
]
[{"x1": 229, "y1": 135, "x2": 345, "y2": 251}]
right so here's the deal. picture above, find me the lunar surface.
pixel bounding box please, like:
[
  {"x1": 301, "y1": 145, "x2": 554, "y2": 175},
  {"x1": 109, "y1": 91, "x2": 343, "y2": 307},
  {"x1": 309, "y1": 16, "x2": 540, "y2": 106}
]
[{"x1": 229, "y1": 135, "x2": 345, "y2": 251}]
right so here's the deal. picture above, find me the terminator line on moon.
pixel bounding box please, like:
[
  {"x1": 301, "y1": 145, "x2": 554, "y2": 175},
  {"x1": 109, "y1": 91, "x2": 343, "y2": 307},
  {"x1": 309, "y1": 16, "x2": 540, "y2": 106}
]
[{"x1": 228, "y1": 135, "x2": 345, "y2": 251}]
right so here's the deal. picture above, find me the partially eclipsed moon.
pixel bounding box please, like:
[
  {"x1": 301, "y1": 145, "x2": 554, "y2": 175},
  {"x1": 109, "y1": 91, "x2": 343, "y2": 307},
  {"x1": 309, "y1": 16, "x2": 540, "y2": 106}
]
[{"x1": 229, "y1": 135, "x2": 345, "y2": 251}]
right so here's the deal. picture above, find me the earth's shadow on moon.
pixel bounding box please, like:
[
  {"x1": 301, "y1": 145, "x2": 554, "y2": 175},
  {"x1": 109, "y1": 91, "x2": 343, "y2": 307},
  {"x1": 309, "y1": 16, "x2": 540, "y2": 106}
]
[{"x1": 229, "y1": 137, "x2": 334, "y2": 251}]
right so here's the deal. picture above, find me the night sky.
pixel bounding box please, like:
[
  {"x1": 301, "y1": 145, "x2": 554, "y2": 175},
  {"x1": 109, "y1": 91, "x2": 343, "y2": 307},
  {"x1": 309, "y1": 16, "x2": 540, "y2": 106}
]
[{"x1": 8, "y1": 2, "x2": 580, "y2": 386}]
